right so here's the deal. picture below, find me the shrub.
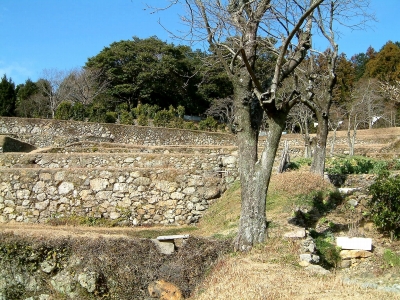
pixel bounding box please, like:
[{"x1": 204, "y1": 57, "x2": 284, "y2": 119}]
[
  {"x1": 137, "y1": 114, "x2": 148, "y2": 126},
  {"x1": 326, "y1": 156, "x2": 388, "y2": 175},
  {"x1": 71, "y1": 102, "x2": 86, "y2": 121},
  {"x1": 199, "y1": 116, "x2": 218, "y2": 131},
  {"x1": 119, "y1": 110, "x2": 134, "y2": 125},
  {"x1": 367, "y1": 174, "x2": 400, "y2": 240},
  {"x1": 153, "y1": 109, "x2": 174, "y2": 127},
  {"x1": 132, "y1": 104, "x2": 160, "y2": 119},
  {"x1": 104, "y1": 111, "x2": 117, "y2": 123},
  {"x1": 383, "y1": 249, "x2": 400, "y2": 267},
  {"x1": 311, "y1": 231, "x2": 341, "y2": 269},
  {"x1": 55, "y1": 101, "x2": 73, "y2": 120},
  {"x1": 287, "y1": 157, "x2": 312, "y2": 170},
  {"x1": 183, "y1": 121, "x2": 197, "y2": 130}
]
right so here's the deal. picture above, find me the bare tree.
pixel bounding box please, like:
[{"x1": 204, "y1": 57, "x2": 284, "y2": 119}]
[
  {"x1": 205, "y1": 97, "x2": 235, "y2": 131},
  {"x1": 299, "y1": 0, "x2": 374, "y2": 175},
  {"x1": 36, "y1": 69, "x2": 68, "y2": 118},
  {"x1": 328, "y1": 103, "x2": 345, "y2": 156},
  {"x1": 287, "y1": 103, "x2": 315, "y2": 158},
  {"x1": 347, "y1": 79, "x2": 384, "y2": 155},
  {"x1": 64, "y1": 68, "x2": 109, "y2": 106},
  {"x1": 156, "y1": 0, "x2": 325, "y2": 251},
  {"x1": 380, "y1": 80, "x2": 400, "y2": 126}
]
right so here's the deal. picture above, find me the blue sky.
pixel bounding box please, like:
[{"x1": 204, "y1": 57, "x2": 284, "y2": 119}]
[{"x1": 1, "y1": 0, "x2": 399, "y2": 86}]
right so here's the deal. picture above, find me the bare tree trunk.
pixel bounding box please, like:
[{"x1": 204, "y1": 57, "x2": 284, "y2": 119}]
[
  {"x1": 310, "y1": 113, "x2": 329, "y2": 175},
  {"x1": 347, "y1": 116, "x2": 356, "y2": 156},
  {"x1": 303, "y1": 123, "x2": 312, "y2": 158},
  {"x1": 278, "y1": 140, "x2": 290, "y2": 173},
  {"x1": 330, "y1": 128, "x2": 337, "y2": 157},
  {"x1": 234, "y1": 104, "x2": 286, "y2": 251}
]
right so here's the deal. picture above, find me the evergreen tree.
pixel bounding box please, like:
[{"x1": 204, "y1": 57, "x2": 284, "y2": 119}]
[{"x1": 0, "y1": 75, "x2": 16, "y2": 116}]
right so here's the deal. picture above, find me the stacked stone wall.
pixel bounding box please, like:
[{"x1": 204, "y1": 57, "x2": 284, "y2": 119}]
[
  {"x1": 0, "y1": 117, "x2": 235, "y2": 148},
  {"x1": 0, "y1": 168, "x2": 230, "y2": 225}
]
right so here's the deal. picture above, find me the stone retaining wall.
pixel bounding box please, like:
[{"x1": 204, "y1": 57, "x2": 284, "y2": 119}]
[
  {"x1": 0, "y1": 168, "x2": 228, "y2": 225},
  {"x1": 0, "y1": 152, "x2": 239, "y2": 176},
  {"x1": 0, "y1": 117, "x2": 236, "y2": 148}
]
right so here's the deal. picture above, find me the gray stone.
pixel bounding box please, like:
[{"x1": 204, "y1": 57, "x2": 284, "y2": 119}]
[
  {"x1": 78, "y1": 272, "x2": 98, "y2": 293},
  {"x1": 204, "y1": 187, "x2": 220, "y2": 200},
  {"x1": 90, "y1": 178, "x2": 109, "y2": 192},
  {"x1": 340, "y1": 260, "x2": 352, "y2": 268},
  {"x1": 109, "y1": 212, "x2": 121, "y2": 220},
  {"x1": 171, "y1": 192, "x2": 185, "y2": 200},
  {"x1": 40, "y1": 260, "x2": 56, "y2": 273},
  {"x1": 284, "y1": 228, "x2": 306, "y2": 238},
  {"x1": 347, "y1": 199, "x2": 358, "y2": 207},
  {"x1": 58, "y1": 182, "x2": 74, "y2": 195},
  {"x1": 35, "y1": 200, "x2": 49, "y2": 211},
  {"x1": 151, "y1": 239, "x2": 175, "y2": 255},
  {"x1": 50, "y1": 271, "x2": 77, "y2": 298},
  {"x1": 299, "y1": 254, "x2": 320, "y2": 264},
  {"x1": 133, "y1": 177, "x2": 151, "y2": 186}
]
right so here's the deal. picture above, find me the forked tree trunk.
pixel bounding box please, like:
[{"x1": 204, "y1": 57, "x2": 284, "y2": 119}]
[
  {"x1": 234, "y1": 107, "x2": 287, "y2": 251},
  {"x1": 310, "y1": 113, "x2": 329, "y2": 175}
]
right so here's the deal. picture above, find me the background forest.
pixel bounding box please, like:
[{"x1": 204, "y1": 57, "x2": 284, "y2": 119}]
[{"x1": 0, "y1": 36, "x2": 399, "y2": 132}]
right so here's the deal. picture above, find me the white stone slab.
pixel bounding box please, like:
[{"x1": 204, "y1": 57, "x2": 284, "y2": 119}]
[
  {"x1": 336, "y1": 237, "x2": 372, "y2": 251},
  {"x1": 157, "y1": 234, "x2": 190, "y2": 240}
]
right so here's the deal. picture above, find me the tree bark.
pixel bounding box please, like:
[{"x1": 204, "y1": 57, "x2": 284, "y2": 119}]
[
  {"x1": 234, "y1": 105, "x2": 287, "y2": 251},
  {"x1": 310, "y1": 112, "x2": 329, "y2": 175}
]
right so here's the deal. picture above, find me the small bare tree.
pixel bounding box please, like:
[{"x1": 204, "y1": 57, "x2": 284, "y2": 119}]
[
  {"x1": 328, "y1": 103, "x2": 345, "y2": 156},
  {"x1": 205, "y1": 97, "x2": 235, "y2": 131},
  {"x1": 287, "y1": 103, "x2": 315, "y2": 158},
  {"x1": 64, "y1": 68, "x2": 110, "y2": 106},
  {"x1": 380, "y1": 80, "x2": 400, "y2": 126},
  {"x1": 36, "y1": 69, "x2": 68, "y2": 118},
  {"x1": 347, "y1": 79, "x2": 384, "y2": 155}
]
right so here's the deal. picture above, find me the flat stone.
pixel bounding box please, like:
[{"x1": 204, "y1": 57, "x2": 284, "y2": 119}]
[
  {"x1": 340, "y1": 250, "x2": 373, "y2": 259},
  {"x1": 284, "y1": 228, "x2": 306, "y2": 238},
  {"x1": 151, "y1": 239, "x2": 175, "y2": 255},
  {"x1": 157, "y1": 235, "x2": 190, "y2": 240},
  {"x1": 336, "y1": 237, "x2": 372, "y2": 250}
]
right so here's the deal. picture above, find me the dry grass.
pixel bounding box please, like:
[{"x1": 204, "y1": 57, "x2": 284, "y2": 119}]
[
  {"x1": 189, "y1": 225, "x2": 399, "y2": 300},
  {"x1": 190, "y1": 255, "x2": 399, "y2": 300},
  {"x1": 189, "y1": 171, "x2": 400, "y2": 300}
]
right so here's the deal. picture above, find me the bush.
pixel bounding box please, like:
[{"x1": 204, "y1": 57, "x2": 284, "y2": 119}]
[
  {"x1": 153, "y1": 109, "x2": 174, "y2": 127},
  {"x1": 199, "y1": 116, "x2": 218, "y2": 131},
  {"x1": 119, "y1": 110, "x2": 134, "y2": 125},
  {"x1": 55, "y1": 101, "x2": 73, "y2": 120},
  {"x1": 132, "y1": 104, "x2": 160, "y2": 119},
  {"x1": 287, "y1": 158, "x2": 312, "y2": 170},
  {"x1": 367, "y1": 174, "x2": 400, "y2": 240},
  {"x1": 104, "y1": 111, "x2": 117, "y2": 123},
  {"x1": 71, "y1": 102, "x2": 86, "y2": 121},
  {"x1": 383, "y1": 249, "x2": 400, "y2": 267},
  {"x1": 183, "y1": 121, "x2": 197, "y2": 130},
  {"x1": 137, "y1": 114, "x2": 148, "y2": 126},
  {"x1": 310, "y1": 231, "x2": 341, "y2": 269},
  {"x1": 326, "y1": 156, "x2": 388, "y2": 175}
]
